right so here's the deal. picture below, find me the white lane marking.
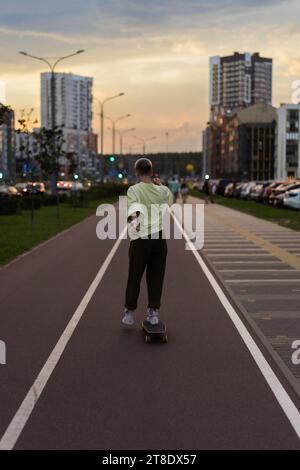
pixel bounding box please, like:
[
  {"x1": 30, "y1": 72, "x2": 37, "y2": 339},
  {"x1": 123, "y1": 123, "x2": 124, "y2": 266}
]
[
  {"x1": 172, "y1": 213, "x2": 300, "y2": 440},
  {"x1": 226, "y1": 279, "x2": 300, "y2": 284},
  {"x1": 219, "y1": 269, "x2": 295, "y2": 273},
  {"x1": 207, "y1": 253, "x2": 275, "y2": 258},
  {"x1": 262, "y1": 237, "x2": 300, "y2": 240},
  {"x1": 276, "y1": 244, "x2": 300, "y2": 246},
  {"x1": 213, "y1": 260, "x2": 286, "y2": 265},
  {"x1": 0, "y1": 227, "x2": 127, "y2": 450},
  {"x1": 204, "y1": 242, "x2": 249, "y2": 245},
  {"x1": 204, "y1": 248, "x2": 264, "y2": 252}
]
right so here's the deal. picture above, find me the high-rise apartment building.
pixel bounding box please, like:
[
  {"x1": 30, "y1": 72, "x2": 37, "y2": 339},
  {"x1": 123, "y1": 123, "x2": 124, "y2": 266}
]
[
  {"x1": 41, "y1": 73, "x2": 97, "y2": 176},
  {"x1": 209, "y1": 52, "x2": 272, "y2": 118},
  {"x1": 41, "y1": 72, "x2": 93, "y2": 131},
  {"x1": 222, "y1": 103, "x2": 276, "y2": 181},
  {"x1": 276, "y1": 103, "x2": 300, "y2": 179},
  {"x1": 0, "y1": 106, "x2": 15, "y2": 181}
]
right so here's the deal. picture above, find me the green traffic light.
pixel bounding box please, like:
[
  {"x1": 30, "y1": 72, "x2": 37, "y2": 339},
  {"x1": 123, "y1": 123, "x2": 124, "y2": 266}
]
[
  {"x1": 74, "y1": 174, "x2": 79, "y2": 180},
  {"x1": 117, "y1": 173, "x2": 123, "y2": 179},
  {"x1": 109, "y1": 156, "x2": 116, "y2": 163}
]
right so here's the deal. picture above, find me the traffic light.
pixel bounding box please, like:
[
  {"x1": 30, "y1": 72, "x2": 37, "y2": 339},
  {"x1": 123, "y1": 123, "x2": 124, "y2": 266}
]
[
  {"x1": 109, "y1": 155, "x2": 116, "y2": 163},
  {"x1": 74, "y1": 173, "x2": 79, "y2": 180},
  {"x1": 117, "y1": 172, "x2": 124, "y2": 180},
  {"x1": 0, "y1": 172, "x2": 3, "y2": 180}
]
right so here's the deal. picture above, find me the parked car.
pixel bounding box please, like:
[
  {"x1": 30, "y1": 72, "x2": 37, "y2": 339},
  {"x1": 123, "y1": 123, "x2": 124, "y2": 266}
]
[
  {"x1": 57, "y1": 181, "x2": 73, "y2": 193},
  {"x1": 249, "y1": 182, "x2": 260, "y2": 200},
  {"x1": 216, "y1": 179, "x2": 234, "y2": 196},
  {"x1": 283, "y1": 188, "x2": 300, "y2": 210},
  {"x1": 269, "y1": 181, "x2": 300, "y2": 205},
  {"x1": 274, "y1": 183, "x2": 300, "y2": 207},
  {"x1": 72, "y1": 181, "x2": 85, "y2": 192},
  {"x1": 15, "y1": 182, "x2": 29, "y2": 193},
  {"x1": 21, "y1": 182, "x2": 45, "y2": 195},
  {"x1": 232, "y1": 182, "x2": 244, "y2": 199},
  {"x1": 0, "y1": 185, "x2": 22, "y2": 198},
  {"x1": 224, "y1": 182, "x2": 235, "y2": 197},
  {"x1": 240, "y1": 182, "x2": 257, "y2": 200},
  {"x1": 250, "y1": 182, "x2": 271, "y2": 202},
  {"x1": 262, "y1": 181, "x2": 283, "y2": 204}
]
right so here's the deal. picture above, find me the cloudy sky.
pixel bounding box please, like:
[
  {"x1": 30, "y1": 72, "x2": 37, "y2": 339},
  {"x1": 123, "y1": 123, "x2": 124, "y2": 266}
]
[{"x1": 0, "y1": 0, "x2": 300, "y2": 153}]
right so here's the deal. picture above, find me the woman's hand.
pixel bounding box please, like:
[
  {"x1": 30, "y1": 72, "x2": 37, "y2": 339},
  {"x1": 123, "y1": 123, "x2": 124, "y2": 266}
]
[
  {"x1": 152, "y1": 177, "x2": 162, "y2": 186},
  {"x1": 128, "y1": 211, "x2": 141, "y2": 232}
]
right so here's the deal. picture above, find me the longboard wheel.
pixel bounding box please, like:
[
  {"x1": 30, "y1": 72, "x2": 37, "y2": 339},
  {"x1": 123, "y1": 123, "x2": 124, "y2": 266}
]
[
  {"x1": 163, "y1": 335, "x2": 168, "y2": 343},
  {"x1": 145, "y1": 335, "x2": 151, "y2": 343}
]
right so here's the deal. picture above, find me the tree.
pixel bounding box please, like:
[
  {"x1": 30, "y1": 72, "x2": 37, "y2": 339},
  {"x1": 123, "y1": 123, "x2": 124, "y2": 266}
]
[
  {"x1": 16, "y1": 109, "x2": 39, "y2": 180},
  {"x1": 33, "y1": 127, "x2": 65, "y2": 193},
  {"x1": 0, "y1": 104, "x2": 12, "y2": 125},
  {"x1": 65, "y1": 151, "x2": 78, "y2": 176}
]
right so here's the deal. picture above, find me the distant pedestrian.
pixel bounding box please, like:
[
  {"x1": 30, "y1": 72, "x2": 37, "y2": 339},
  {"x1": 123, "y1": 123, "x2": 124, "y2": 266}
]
[
  {"x1": 180, "y1": 179, "x2": 189, "y2": 204},
  {"x1": 210, "y1": 181, "x2": 217, "y2": 203},
  {"x1": 203, "y1": 178, "x2": 210, "y2": 204},
  {"x1": 122, "y1": 158, "x2": 173, "y2": 327},
  {"x1": 169, "y1": 177, "x2": 180, "y2": 203}
]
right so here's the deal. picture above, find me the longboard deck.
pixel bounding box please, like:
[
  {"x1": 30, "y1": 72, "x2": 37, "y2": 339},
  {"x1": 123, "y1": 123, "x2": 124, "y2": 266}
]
[
  {"x1": 142, "y1": 320, "x2": 166, "y2": 334},
  {"x1": 142, "y1": 320, "x2": 168, "y2": 343}
]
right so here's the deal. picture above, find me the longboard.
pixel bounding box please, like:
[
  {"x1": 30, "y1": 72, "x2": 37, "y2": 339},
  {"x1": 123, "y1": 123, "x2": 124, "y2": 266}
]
[{"x1": 142, "y1": 320, "x2": 168, "y2": 343}]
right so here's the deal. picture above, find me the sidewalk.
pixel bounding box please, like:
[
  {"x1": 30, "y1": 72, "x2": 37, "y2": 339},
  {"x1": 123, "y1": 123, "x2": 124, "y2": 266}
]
[{"x1": 188, "y1": 195, "x2": 300, "y2": 398}]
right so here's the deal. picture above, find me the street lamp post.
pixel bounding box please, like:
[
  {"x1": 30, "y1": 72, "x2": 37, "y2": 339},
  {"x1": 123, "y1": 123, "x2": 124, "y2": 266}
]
[
  {"x1": 19, "y1": 50, "x2": 84, "y2": 133},
  {"x1": 106, "y1": 114, "x2": 131, "y2": 154},
  {"x1": 19, "y1": 50, "x2": 85, "y2": 196},
  {"x1": 165, "y1": 130, "x2": 170, "y2": 153},
  {"x1": 117, "y1": 128, "x2": 136, "y2": 155},
  {"x1": 95, "y1": 93, "x2": 124, "y2": 182},
  {"x1": 133, "y1": 136, "x2": 156, "y2": 155}
]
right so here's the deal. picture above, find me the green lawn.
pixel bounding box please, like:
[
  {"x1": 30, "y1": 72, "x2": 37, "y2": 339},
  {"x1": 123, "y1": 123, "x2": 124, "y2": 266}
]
[
  {"x1": 0, "y1": 198, "x2": 116, "y2": 267},
  {"x1": 190, "y1": 189, "x2": 300, "y2": 231}
]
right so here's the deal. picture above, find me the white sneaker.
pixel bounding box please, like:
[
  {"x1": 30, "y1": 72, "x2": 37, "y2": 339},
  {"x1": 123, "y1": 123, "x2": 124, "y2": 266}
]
[
  {"x1": 122, "y1": 309, "x2": 134, "y2": 326},
  {"x1": 147, "y1": 308, "x2": 159, "y2": 325}
]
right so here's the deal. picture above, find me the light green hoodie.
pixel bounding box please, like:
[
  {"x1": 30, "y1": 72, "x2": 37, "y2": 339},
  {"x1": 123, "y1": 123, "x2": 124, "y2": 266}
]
[{"x1": 127, "y1": 182, "x2": 173, "y2": 239}]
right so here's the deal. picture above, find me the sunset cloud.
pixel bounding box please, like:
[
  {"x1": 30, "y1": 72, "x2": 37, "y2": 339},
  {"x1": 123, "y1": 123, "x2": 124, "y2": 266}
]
[{"x1": 0, "y1": 0, "x2": 299, "y2": 152}]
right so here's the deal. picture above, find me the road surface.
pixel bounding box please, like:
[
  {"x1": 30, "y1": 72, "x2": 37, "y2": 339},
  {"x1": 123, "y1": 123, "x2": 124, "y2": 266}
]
[{"x1": 0, "y1": 200, "x2": 299, "y2": 449}]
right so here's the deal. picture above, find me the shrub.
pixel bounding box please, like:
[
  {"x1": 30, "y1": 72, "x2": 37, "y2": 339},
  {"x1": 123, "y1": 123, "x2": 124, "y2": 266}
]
[
  {"x1": 21, "y1": 196, "x2": 42, "y2": 210},
  {"x1": 69, "y1": 190, "x2": 89, "y2": 208},
  {"x1": 89, "y1": 183, "x2": 128, "y2": 200},
  {"x1": 0, "y1": 197, "x2": 21, "y2": 215},
  {"x1": 42, "y1": 193, "x2": 68, "y2": 206}
]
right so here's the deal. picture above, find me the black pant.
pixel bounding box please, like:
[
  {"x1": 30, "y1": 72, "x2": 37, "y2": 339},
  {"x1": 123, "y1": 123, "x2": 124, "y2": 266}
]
[{"x1": 125, "y1": 233, "x2": 168, "y2": 311}]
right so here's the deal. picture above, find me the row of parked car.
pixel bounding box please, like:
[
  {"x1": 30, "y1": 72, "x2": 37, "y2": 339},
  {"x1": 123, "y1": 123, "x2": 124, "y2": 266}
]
[
  {"x1": 0, "y1": 181, "x2": 86, "y2": 199},
  {"x1": 218, "y1": 179, "x2": 300, "y2": 210},
  {"x1": 0, "y1": 182, "x2": 46, "y2": 198}
]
